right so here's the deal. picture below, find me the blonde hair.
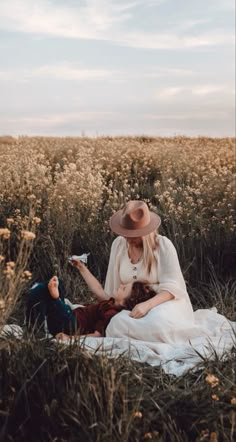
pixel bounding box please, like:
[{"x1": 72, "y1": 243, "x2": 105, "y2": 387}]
[{"x1": 142, "y1": 229, "x2": 159, "y2": 274}]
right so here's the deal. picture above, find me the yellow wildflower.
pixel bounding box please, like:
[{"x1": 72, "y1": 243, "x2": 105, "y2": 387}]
[
  {"x1": 27, "y1": 194, "x2": 36, "y2": 200},
  {"x1": 0, "y1": 228, "x2": 10, "y2": 239},
  {"x1": 144, "y1": 433, "x2": 152, "y2": 440},
  {"x1": 0, "y1": 300, "x2": 6, "y2": 310},
  {"x1": 200, "y1": 429, "x2": 209, "y2": 440},
  {"x1": 133, "y1": 411, "x2": 142, "y2": 418},
  {"x1": 22, "y1": 270, "x2": 32, "y2": 280},
  {"x1": 6, "y1": 261, "x2": 15, "y2": 269},
  {"x1": 32, "y1": 217, "x2": 41, "y2": 224},
  {"x1": 21, "y1": 230, "x2": 36, "y2": 241},
  {"x1": 210, "y1": 432, "x2": 218, "y2": 442},
  {"x1": 3, "y1": 267, "x2": 15, "y2": 278},
  {"x1": 205, "y1": 374, "x2": 220, "y2": 388}
]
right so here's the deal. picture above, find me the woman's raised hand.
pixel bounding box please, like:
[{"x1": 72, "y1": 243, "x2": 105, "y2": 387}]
[{"x1": 70, "y1": 259, "x2": 86, "y2": 272}]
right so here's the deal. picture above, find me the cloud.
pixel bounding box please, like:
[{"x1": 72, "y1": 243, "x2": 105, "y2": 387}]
[
  {"x1": 0, "y1": 0, "x2": 234, "y2": 49},
  {"x1": 0, "y1": 111, "x2": 123, "y2": 135},
  {"x1": 30, "y1": 65, "x2": 114, "y2": 81},
  {"x1": 0, "y1": 64, "x2": 194, "y2": 84},
  {"x1": 213, "y1": 0, "x2": 235, "y2": 11},
  {"x1": 0, "y1": 65, "x2": 114, "y2": 82},
  {"x1": 119, "y1": 31, "x2": 234, "y2": 50},
  {"x1": 1, "y1": 112, "x2": 116, "y2": 127},
  {"x1": 192, "y1": 86, "x2": 226, "y2": 95},
  {"x1": 174, "y1": 18, "x2": 212, "y2": 31},
  {"x1": 2, "y1": 109, "x2": 225, "y2": 129},
  {"x1": 1, "y1": 107, "x2": 234, "y2": 137},
  {"x1": 0, "y1": 0, "x2": 149, "y2": 36},
  {"x1": 0, "y1": 0, "x2": 119, "y2": 38},
  {"x1": 143, "y1": 109, "x2": 232, "y2": 120},
  {"x1": 156, "y1": 85, "x2": 233, "y2": 100}
]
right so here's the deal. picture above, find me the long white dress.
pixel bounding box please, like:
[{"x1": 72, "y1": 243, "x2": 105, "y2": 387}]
[{"x1": 104, "y1": 236, "x2": 235, "y2": 362}]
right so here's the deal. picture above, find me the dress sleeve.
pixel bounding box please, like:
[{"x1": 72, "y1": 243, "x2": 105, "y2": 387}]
[
  {"x1": 104, "y1": 237, "x2": 123, "y2": 296},
  {"x1": 157, "y1": 237, "x2": 189, "y2": 300}
]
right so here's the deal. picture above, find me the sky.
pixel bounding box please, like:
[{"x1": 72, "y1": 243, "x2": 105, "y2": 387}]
[{"x1": 0, "y1": 0, "x2": 235, "y2": 137}]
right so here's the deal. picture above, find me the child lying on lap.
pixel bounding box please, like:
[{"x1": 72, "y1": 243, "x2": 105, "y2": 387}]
[{"x1": 26, "y1": 259, "x2": 156, "y2": 340}]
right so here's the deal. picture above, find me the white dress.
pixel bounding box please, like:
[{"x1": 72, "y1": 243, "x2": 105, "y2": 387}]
[{"x1": 105, "y1": 236, "x2": 235, "y2": 347}]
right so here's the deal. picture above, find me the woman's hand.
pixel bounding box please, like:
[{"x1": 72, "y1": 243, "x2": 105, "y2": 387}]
[
  {"x1": 70, "y1": 259, "x2": 86, "y2": 272},
  {"x1": 130, "y1": 292, "x2": 174, "y2": 319},
  {"x1": 129, "y1": 301, "x2": 151, "y2": 319}
]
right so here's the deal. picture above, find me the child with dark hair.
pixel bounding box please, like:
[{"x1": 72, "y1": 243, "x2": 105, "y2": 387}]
[{"x1": 26, "y1": 258, "x2": 156, "y2": 341}]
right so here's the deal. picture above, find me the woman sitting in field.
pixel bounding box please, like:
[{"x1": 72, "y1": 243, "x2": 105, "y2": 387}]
[
  {"x1": 103, "y1": 200, "x2": 197, "y2": 342},
  {"x1": 27, "y1": 199, "x2": 194, "y2": 343},
  {"x1": 26, "y1": 263, "x2": 156, "y2": 341}
]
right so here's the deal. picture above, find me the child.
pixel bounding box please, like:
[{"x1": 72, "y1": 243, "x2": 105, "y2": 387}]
[{"x1": 26, "y1": 258, "x2": 156, "y2": 340}]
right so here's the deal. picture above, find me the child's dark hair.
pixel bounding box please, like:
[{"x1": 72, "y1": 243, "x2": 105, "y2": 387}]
[{"x1": 124, "y1": 281, "x2": 156, "y2": 310}]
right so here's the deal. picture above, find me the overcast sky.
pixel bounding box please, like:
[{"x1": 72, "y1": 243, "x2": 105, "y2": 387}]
[{"x1": 0, "y1": 0, "x2": 235, "y2": 137}]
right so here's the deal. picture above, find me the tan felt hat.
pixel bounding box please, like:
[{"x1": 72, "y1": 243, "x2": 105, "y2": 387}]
[{"x1": 109, "y1": 200, "x2": 161, "y2": 237}]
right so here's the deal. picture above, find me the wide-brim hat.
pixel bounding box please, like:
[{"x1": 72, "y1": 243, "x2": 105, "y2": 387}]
[{"x1": 109, "y1": 200, "x2": 161, "y2": 237}]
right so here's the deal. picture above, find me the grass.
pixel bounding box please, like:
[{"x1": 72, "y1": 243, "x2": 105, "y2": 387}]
[
  {"x1": 0, "y1": 136, "x2": 235, "y2": 441},
  {"x1": 0, "y1": 335, "x2": 235, "y2": 442}
]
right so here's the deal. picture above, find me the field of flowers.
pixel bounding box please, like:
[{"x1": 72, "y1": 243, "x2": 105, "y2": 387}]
[{"x1": 0, "y1": 136, "x2": 235, "y2": 441}]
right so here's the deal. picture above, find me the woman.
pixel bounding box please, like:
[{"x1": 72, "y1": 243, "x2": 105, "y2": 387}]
[{"x1": 104, "y1": 200, "x2": 196, "y2": 342}]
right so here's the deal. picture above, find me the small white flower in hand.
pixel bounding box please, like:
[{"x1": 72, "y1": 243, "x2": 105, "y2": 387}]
[
  {"x1": 129, "y1": 301, "x2": 150, "y2": 319},
  {"x1": 68, "y1": 258, "x2": 86, "y2": 271},
  {"x1": 68, "y1": 253, "x2": 90, "y2": 264}
]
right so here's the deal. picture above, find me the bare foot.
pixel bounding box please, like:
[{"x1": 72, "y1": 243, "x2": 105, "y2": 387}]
[{"x1": 48, "y1": 276, "x2": 60, "y2": 299}]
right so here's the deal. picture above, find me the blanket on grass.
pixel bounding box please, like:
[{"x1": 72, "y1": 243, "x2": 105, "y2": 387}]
[{"x1": 1, "y1": 302, "x2": 235, "y2": 377}]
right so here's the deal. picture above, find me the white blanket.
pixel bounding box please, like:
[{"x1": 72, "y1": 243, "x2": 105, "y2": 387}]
[
  {"x1": 76, "y1": 302, "x2": 235, "y2": 376},
  {"x1": 2, "y1": 301, "x2": 235, "y2": 377}
]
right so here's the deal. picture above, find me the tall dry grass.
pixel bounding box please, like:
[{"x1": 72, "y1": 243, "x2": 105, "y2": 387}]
[
  {"x1": 0, "y1": 136, "x2": 235, "y2": 296},
  {"x1": 0, "y1": 208, "x2": 38, "y2": 332},
  {"x1": 0, "y1": 136, "x2": 235, "y2": 441},
  {"x1": 0, "y1": 136, "x2": 235, "y2": 325},
  {"x1": 0, "y1": 338, "x2": 235, "y2": 442}
]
